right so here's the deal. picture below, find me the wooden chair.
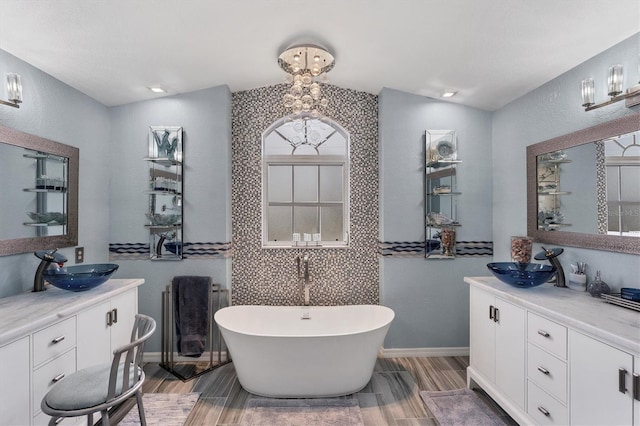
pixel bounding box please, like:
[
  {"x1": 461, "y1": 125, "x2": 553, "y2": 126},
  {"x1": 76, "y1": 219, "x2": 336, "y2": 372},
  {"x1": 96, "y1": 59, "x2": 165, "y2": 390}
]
[{"x1": 41, "y1": 314, "x2": 156, "y2": 426}]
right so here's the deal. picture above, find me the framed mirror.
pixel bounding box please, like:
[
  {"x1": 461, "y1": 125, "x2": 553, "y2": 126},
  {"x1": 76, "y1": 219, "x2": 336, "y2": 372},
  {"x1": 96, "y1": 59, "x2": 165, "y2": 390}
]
[
  {"x1": 527, "y1": 113, "x2": 640, "y2": 254},
  {"x1": 0, "y1": 125, "x2": 78, "y2": 256}
]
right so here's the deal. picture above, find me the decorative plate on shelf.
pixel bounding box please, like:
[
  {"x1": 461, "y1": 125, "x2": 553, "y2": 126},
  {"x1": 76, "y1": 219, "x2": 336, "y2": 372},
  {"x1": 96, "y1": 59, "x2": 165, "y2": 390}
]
[{"x1": 436, "y1": 140, "x2": 456, "y2": 159}]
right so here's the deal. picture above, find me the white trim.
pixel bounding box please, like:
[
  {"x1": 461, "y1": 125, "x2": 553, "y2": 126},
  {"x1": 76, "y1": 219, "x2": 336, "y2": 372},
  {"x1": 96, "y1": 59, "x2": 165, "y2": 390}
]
[{"x1": 379, "y1": 347, "x2": 469, "y2": 358}]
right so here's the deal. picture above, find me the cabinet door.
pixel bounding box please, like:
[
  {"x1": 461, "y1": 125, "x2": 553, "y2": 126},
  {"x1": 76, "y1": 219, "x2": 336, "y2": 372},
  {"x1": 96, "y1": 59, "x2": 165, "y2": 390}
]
[
  {"x1": 494, "y1": 298, "x2": 525, "y2": 409},
  {"x1": 470, "y1": 286, "x2": 496, "y2": 381},
  {"x1": 110, "y1": 290, "x2": 137, "y2": 351},
  {"x1": 0, "y1": 337, "x2": 30, "y2": 426},
  {"x1": 570, "y1": 330, "x2": 633, "y2": 425},
  {"x1": 635, "y1": 356, "x2": 640, "y2": 426},
  {"x1": 76, "y1": 301, "x2": 111, "y2": 369}
]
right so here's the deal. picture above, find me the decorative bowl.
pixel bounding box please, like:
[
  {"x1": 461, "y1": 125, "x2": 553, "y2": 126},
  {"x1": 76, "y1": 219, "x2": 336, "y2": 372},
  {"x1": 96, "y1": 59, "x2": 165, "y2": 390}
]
[
  {"x1": 487, "y1": 262, "x2": 556, "y2": 288},
  {"x1": 145, "y1": 213, "x2": 180, "y2": 226},
  {"x1": 27, "y1": 212, "x2": 67, "y2": 224},
  {"x1": 164, "y1": 241, "x2": 182, "y2": 255},
  {"x1": 43, "y1": 264, "x2": 119, "y2": 292}
]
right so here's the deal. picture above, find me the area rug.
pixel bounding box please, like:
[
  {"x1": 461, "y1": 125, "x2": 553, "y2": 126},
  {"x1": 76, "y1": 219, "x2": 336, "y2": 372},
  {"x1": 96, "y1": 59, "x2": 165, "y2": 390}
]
[
  {"x1": 119, "y1": 392, "x2": 200, "y2": 426},
  {"x1": 240, "y1": 398, "x2": 365, "y2": 426},
  {"x1": 420, "y1": 389, "x2": 508, "y2": 425}
]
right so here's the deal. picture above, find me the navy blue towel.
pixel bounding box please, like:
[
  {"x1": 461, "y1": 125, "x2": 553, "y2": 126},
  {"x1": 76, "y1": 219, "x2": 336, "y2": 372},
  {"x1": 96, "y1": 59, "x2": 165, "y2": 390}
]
[{"x1": 173, "y1": 276, "x2": 210, "y2": 357}]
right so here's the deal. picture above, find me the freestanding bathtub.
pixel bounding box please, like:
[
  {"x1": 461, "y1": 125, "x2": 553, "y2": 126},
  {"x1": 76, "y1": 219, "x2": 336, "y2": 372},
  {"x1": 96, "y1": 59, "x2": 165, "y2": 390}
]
[{"x1": 214, "y1": 304, "x2": 394, "y2": 398}]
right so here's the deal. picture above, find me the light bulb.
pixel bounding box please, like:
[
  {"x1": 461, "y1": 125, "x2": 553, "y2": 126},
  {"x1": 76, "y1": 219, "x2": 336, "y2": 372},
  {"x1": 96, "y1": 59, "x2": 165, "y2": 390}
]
[
  {"x1": 290, "y1": 85, "x2": 303, "y2": 98},
  {"x1": 310, "y1": 83, "x2": 321, "y2": 99},
  {"x1": 283, "y1": 93, "x2": 295, "y2": 108},
  {"x1": 607, "y1": 65, "x2": 623, "y2": 97},
  {"x1": 7, "y1": 73, "x2": 22, "y2": 104},
  {"x1": 581, "y1": 78, "x2": 594, "y2": 107},
  {"x1": 301, "y1": 73, "x2": 313, "y2": 87}
]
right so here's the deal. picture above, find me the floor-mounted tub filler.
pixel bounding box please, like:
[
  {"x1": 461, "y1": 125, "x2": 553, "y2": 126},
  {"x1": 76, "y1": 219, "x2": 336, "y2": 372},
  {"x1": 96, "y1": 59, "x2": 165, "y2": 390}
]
[{"x1": 214, "y1": 304, "x2": 395, "y2": 398}]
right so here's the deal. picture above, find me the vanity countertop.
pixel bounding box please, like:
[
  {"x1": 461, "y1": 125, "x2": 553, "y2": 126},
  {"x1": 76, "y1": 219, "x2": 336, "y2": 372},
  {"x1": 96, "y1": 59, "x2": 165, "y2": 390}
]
[
  {"x1": 465, "y1": 276, "x2": 640, "y2": 356},
  {"x1": 0, "y1": 278, "x2": 144, "y2": 346}
]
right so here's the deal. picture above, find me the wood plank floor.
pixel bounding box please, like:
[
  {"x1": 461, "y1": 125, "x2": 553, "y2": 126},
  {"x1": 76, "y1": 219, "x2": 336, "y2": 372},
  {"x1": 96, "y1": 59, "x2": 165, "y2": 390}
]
[{"x1": 113, "y1": 356, "x2": 517, "y2": 425}]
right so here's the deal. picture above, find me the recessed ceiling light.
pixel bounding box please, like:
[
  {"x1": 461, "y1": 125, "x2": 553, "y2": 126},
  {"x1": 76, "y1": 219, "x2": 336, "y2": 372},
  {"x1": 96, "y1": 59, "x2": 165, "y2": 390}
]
[
  {"x1": 441, "y1": 91, "x2": 457, "y2": 98},
  {"x1": 148, "y1": 86, "x2": 166, "y2": 93}
]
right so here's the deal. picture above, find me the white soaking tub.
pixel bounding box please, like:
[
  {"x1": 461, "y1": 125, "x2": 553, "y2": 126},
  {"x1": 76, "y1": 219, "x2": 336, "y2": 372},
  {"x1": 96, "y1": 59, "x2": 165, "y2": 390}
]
[{"x1": 214, "y1": 304, "x2": 394, "y2": 398}]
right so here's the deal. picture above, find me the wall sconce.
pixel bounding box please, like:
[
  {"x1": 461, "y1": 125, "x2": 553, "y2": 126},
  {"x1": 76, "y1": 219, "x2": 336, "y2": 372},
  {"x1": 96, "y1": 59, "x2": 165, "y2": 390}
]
[
  {"x1": 0, "y1": 73, "x2": 22, "y2": 108},
  {"x1": 582, "y1": 64, "x2": 640, "y2": 111}
]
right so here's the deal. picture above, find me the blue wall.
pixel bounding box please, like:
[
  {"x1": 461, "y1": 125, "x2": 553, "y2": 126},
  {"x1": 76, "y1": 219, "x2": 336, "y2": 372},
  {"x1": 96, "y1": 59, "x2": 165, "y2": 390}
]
[
  {"x1": 108, "y1": 87, "x2": 232, "y2": 352},
  {"x1": 0, "y1": 50, "x2": 111, "y2": 298},
  {"x1": 492, "y1": 33, "x2": 639, "y2": 290},
  {"x1": 379, "y1": 88, "x2": 493, "y2": 350}
]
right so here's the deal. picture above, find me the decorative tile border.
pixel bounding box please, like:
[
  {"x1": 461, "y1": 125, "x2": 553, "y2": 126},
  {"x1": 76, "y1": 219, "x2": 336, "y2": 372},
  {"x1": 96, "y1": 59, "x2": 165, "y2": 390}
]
[
  {"x1": 231, "y1": 84, "x2": 380, "y2": 306},
  {"x1": 109, "y1": 242, "x2": 232, "y2": 260},
  {"x1": 379, "y1": 241, "x2": 493, "y2": 258}
]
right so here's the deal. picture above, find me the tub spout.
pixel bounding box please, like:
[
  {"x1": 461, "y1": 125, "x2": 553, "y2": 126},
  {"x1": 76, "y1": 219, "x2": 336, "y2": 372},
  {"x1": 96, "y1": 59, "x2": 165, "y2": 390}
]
[{"x1": 297, "y1": 254, "x2": 312, "y2": 306}]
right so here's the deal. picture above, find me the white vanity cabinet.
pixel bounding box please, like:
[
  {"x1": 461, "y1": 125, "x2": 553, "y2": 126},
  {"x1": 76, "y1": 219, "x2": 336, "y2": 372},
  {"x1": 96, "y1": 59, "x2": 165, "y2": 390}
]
[
  {"x1": 0, "y1": 279, "x2": 143, "y2": 426},
  {"x1": 76, "y1": 289, "x2": 137, "y2": 369},
  {"x1": 469, "y1": 285, "x2": 526, "y2": 410},
  {"x1": 466, "y1": 276, "x2": 640, "y2": 426},
  {"x1": 569, "y1": 330, "x2": 634, "y2": 426},
  {"x1": 0, "y1": 337, "x2": 30, "y2": 425}
]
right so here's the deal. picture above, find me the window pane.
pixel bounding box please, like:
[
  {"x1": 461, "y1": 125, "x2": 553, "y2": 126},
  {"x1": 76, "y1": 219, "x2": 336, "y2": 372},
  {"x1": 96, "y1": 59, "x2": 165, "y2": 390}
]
[
  {"x1": 294, "y1": 206, "x2": 319, "y2": 234},
  {"x1": 294, "y1": 166, "x2": 318, "y2": 202},
  {"x1": 620, "y1": 166, "x2": 640, "y2": 202},
  {"x1": 268, "y1": 165, "x2": 292, "y2": 202},
  {"x1": 320, "y1": 165, "x2": 343, "y2": 202},
  {"x1": 321, "y1": 206, "x2": 343, "y2": 241},
  {"x1": 268, "y1": 206, "x2": 292, "y2": 241}
]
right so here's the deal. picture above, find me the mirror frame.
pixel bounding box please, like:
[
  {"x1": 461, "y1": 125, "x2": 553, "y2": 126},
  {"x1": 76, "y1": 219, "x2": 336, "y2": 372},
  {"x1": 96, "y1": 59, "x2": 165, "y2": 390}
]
[
  {"x1": 527, "y1": 113, "x2": 640, "y2": 255},
  {"x1": 0, "y1": 125, "x2": 79, "y2": 256}
]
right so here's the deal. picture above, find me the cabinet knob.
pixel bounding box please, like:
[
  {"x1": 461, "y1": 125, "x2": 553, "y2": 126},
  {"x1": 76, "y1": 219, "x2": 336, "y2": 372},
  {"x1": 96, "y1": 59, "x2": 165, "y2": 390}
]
[
  {"x1": 537, "y1": 329, "x2": 550, "y2": 338},
  {"x1": 51, "y1": 335, "x2": 65, "y2": 344},
  {"x1": 537, "y1": 406, "x2": 550, "y2": 417},
  {"x1": 537, "y1": 366, "x2": 550, "y2": 375}
]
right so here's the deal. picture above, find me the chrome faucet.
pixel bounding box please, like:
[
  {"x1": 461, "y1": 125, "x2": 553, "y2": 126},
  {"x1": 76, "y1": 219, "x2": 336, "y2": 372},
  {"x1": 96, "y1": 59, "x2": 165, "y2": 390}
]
[
  {"x1": 297, "y1": 254, "x2": 312, "y2": 306},
  {"x1": 33, "y1": 249, "x2": 68, "y2": 292},
  {"x1": 534, "y1": 246, "x2": 566, "y2": 288}
]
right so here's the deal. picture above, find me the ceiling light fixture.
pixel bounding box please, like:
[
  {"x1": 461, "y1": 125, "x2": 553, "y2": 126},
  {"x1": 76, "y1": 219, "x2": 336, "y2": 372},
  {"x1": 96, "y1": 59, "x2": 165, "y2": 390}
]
[
  {"x1": 581, "y1": 64, "x2": 640, "y2": 111},
  {"x1": 441, "y1": 91, "x2": 457, "y2": 98},
  {"x1": 0, "y1": 73, "x2": 22, "y2": 108},
  {"x1": 148, "y1": 86, "x2": 167, "y2": 94},
  {"x1": 278, "y1": 44, "x2": 335, "y2": 116}
]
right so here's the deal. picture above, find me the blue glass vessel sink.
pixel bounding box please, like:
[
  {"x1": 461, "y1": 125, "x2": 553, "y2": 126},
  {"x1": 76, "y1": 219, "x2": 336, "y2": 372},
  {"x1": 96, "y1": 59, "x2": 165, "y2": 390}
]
[
  {"x1": 487, "y1": 262, "x2": 556, "y2": 287},
  {"x1": 43, "y1": 264, "x2": 119, "y2": 292}
]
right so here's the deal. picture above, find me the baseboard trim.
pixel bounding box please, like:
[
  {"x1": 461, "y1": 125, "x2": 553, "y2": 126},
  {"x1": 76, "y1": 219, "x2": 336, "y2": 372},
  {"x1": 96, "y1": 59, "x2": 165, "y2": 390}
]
[
  {"x1": 144, "y1": 352, "x2": 229, "y2": 363},
  {"x1": 380, "y1": 347, "x2": 469, "y2": 358}
]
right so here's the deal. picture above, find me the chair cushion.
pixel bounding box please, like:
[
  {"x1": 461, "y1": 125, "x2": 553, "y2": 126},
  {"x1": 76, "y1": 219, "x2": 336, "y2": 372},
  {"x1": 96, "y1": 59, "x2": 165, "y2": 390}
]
[{"x1": 44, "y1": 363, "x2": 140, "y2": 411}]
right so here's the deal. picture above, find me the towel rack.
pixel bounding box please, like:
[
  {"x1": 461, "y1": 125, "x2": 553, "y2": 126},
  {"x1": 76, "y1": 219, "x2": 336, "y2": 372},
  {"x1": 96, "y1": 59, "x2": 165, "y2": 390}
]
[{"x1": 160, "y1": 281, "x2": 231, "y2": 381}]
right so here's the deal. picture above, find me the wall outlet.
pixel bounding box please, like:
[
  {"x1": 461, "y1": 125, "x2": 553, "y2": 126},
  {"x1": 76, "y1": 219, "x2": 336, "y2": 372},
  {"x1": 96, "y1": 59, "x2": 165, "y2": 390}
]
[{"x1": 75, "y1": 247, "x2": 84, "y2": 264}]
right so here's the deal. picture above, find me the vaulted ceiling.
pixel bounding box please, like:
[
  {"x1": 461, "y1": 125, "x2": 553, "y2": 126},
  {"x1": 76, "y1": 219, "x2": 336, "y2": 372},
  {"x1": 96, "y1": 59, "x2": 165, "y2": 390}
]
[{"x1": 0, "y1": 0, "x2": 638, "y2": 110}]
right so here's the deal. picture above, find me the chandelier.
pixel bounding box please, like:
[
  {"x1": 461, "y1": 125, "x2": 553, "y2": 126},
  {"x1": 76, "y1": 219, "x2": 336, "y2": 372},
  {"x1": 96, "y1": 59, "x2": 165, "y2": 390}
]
[{"x1": 278, "y1": 44, "x2": 335, "y2": 116}]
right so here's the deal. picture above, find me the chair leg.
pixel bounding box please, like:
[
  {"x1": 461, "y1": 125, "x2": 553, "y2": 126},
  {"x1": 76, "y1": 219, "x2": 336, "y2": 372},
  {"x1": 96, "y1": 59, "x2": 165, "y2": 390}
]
[
  {"x1": 136, "y1": 390, "x2": 147, "y2": 426},
  {"x1": 86, "y1": 412, "x2": 93, "y2": 426},
  {"x1": 100, "y1": 409, "x2": 110, "y2": 426},
  {"x1": 48, "y1": 417, "x2": 60, "y2": 426}
]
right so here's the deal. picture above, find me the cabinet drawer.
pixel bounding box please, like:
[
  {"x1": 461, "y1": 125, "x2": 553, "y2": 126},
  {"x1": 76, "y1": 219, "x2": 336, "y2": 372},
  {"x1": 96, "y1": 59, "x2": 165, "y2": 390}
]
[
  {"x1": 527, "y1": 343, "x2": 567, "y2": 403},
  {"x1": 527, "y1": 381, "x2": 568, "y2": 426},
  {"x1": 527, "y1": 312, "x2": 566, "y2": 359},
  {"x1": 32, "y1": 349, "x2": 76, "y2": 415},
  {"x1": 33, "y1": 317, "x2": 76, "y2": 366}
]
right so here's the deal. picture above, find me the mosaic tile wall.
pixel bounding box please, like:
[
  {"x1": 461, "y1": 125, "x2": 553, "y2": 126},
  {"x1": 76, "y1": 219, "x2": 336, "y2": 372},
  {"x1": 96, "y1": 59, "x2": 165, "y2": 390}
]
[{"x1": 231, "y1": 84, "x2": 379, "y2": 306}]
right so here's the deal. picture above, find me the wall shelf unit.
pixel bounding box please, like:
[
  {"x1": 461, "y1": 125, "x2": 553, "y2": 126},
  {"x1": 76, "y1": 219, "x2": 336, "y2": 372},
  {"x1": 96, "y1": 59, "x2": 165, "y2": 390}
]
[
  {"x1": 146, "y1": 126, "x2": 183, "y2": 260},
  {"x1": 425, "y1": 130, "x2": 461, "y2": 259}
]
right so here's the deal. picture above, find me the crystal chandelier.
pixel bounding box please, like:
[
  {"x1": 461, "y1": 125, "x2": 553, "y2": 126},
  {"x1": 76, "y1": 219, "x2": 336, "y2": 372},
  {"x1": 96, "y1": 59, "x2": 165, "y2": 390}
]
[{"x1": 278, "y1": 44, "x2": 335, "y2": 116}]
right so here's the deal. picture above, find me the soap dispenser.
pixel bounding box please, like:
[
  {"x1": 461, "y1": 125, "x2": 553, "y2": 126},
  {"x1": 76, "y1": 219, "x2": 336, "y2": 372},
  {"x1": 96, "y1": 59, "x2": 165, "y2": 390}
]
[{"x1": 587, "y1": 270, "x2": 610, "y2": 297}]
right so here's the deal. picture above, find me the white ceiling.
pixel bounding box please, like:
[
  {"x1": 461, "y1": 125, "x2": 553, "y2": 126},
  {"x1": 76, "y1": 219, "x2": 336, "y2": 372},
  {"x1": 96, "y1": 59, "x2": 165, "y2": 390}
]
[{"x1": 0, "y1": 0, "x2": 638, "y2": 110}]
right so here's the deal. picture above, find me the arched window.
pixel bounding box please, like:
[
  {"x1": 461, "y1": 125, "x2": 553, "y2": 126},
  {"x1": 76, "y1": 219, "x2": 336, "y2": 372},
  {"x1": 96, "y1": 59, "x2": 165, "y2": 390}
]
[{"x1": 262, "y1": 115, "x2": 349, "y2": 247}]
